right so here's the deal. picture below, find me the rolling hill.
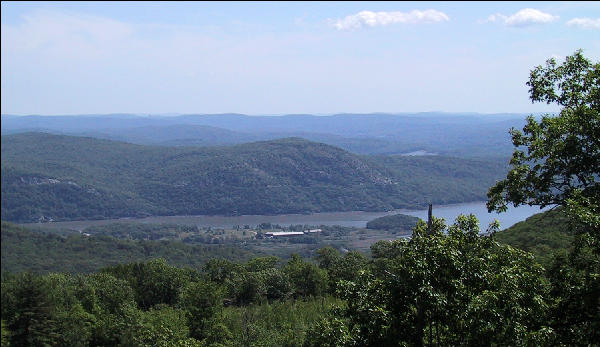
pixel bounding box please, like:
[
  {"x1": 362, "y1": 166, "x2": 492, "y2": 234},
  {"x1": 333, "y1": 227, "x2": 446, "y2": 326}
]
[
  {"x1": 1, "y1": 133, "x2": 508, "y2": 222},
  {"x1": 1, "y1": 112, "x2": 529, "y2": 157},
  {"x1": 494, "y1": 208, "x2": 572, "y2": 266}
]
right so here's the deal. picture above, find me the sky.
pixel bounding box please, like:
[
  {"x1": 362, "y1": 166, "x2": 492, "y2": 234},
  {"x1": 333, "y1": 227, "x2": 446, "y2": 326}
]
[{"x1": 1, "y1": 1, "x2": 599, "y2": 116}]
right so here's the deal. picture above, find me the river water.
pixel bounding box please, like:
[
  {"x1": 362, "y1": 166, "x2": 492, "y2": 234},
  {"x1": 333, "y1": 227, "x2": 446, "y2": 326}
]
[
  {"x1": 22, "y1": 201, "x2": 548, "y2": 232},
  {"x1": 399, "y1": 201, "x2": 549, "y2": 232}
]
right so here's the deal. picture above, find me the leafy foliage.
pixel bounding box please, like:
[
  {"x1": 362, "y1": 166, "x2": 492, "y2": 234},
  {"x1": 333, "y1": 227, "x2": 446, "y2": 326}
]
[
  {"x1": 546, "y1": 235, "x2": 600, "y2": 345},
  {"x1": 487, "y1": 50, "x2": 600, "y2": 345},
  {"x1": 488, "y1": 50, "x2": 599, "y2": 213},
  {"x1": 366, "y1": 213, "x2": 419, "y2": 233},
  {"x1": 179, "y1": 281, "x2": 224, "y2": 341},
  {"x1": 1, "y1": 221, "x2": 262, "y2": 274},
  {"x1": 222, "y1": 297, "x2": 338, "y2": 347},
  {"x1": 311, "y1": 215, "x2": 551, "y2": 346},
  {"x1": 1, "y1": 255, "x2": 338, "y2": 347},
  {"x1": 284, "y1": 254, "x2": 329, "y2": 299},
  {"x1": 316, "y1": 247, "x2": 368, "y2": 293},
  {"x1": 2, "y1": 273, "x2": 60, "y2": 346},
  {"x1": 102, "y1": 259, "x2": 197, "y2": 310},
  {"x1": 495, "y1": 208, "x2": 573, "y2": 267}
]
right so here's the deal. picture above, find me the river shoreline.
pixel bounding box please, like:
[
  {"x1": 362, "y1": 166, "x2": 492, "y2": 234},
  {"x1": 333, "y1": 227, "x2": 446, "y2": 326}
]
[{"x1": 20, "y1": 200, "x2": 548, "y2": 232}]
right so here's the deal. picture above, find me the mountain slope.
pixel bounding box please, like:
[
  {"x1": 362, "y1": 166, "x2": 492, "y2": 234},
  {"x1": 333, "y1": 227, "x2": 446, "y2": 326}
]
[
  {"x1": 2, "y1": 133, "x2": 507, "y2": 222},
  {"x1": 495, "y1": 208, "x2": 572, "y2": 266}
]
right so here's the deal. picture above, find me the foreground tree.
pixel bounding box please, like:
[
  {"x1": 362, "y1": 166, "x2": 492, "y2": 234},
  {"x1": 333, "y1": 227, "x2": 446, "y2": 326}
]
[
  {"x1": 2, "y1": 273, "x2": 59, "y2": 346},
  {"x1": 103, "y1": 258, "x2": 196, "y2": 310},
  {"x1": 487, "y1": 50, "x2": 600, "y2": 345},
  {"x1": 284, "y1": 254, "x2": 329, "y2": 299},
  {"x1": 307, "y1": 216, "x2": 551, "y2": 346},
  {"x1": 487, "y1": 50, "x2": 599, "y2": 234},
  {"x1": 178, "y1": 281, "x2": 223, "y2": 341}
]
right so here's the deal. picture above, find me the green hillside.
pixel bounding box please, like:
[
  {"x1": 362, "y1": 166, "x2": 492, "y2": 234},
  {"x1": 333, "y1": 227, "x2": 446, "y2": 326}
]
[
  {"x1": 2, "y1": 133, "x2": 507, "y2": 222},
  {"x1": 372, "y1": 155, "x2": 508, "y2": 204},
  {"x1": 366, "y1": 213, "x2": 420, "y2": 233},
  {"x1": 495, "y1": 208, "x2": 573, "y2": 266},
  {"x1": 0, "y1": 221, "x2": 262, "y2": 274}
]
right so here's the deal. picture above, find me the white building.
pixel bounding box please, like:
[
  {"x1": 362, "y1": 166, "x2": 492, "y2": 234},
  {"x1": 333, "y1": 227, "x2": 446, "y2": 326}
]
[{"x1": 264, "y1": 231, "x2": 306, "y2": 237}]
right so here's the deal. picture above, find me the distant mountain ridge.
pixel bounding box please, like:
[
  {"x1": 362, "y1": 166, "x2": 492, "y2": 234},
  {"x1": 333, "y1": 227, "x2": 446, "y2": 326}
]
[
  {"x1": 1, "y1": 112, "x2": 530, "y2": 157},
  {"x1": 1, "y1": 133, "x2": 507, "y2": 222}
]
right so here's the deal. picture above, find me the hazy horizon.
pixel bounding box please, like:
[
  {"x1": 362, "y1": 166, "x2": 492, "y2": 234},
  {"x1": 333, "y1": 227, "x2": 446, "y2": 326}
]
[
  {"x1": 2, "y1": 2, "x2": 598, "y2": 115},
  {"x1": 1, "y1": 111, "x2": 547, "y2": 118}
]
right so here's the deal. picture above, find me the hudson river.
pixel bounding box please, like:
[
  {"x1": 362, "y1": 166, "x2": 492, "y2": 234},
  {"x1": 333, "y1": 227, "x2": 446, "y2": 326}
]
[{"x1": 22, "y1": 201, "x2": 549, "y2": 232}]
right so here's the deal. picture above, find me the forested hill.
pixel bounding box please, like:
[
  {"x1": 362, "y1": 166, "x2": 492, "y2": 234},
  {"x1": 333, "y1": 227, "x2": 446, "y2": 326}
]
[
  {"x1": 495, "y1": 209, "x2": 572, "y2": 267},
  {"x1": 1, "y1": 133, "x2": 507, "y2": 222}
]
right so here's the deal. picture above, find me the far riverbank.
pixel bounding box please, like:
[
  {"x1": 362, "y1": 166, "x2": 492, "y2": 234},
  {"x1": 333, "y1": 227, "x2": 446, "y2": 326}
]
[{"x1": 21, "y1": 201, "x2": 548, "y2": 232}]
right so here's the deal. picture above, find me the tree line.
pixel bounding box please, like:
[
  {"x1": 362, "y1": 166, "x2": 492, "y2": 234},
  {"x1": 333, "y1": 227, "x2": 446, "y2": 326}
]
[{"x1": 2, "y1": 212, "x2": 597, "y2": 346}]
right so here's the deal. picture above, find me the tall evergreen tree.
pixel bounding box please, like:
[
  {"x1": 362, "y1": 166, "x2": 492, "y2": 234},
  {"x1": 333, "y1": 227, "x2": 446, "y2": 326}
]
[{"x1": 6, "y1": 273, "x2": 58, "y2": 347}]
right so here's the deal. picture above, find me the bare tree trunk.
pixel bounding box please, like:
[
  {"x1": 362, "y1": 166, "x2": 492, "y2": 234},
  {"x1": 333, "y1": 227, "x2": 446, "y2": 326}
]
[{"x1": 427, "y1": 204, "x2": 433, "y2": 235}]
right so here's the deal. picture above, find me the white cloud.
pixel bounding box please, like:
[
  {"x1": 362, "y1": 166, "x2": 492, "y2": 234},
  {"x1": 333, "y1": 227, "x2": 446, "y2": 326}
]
[
  {"x1": 485, "y1": 8, "x2": 558, "y2": 27},
  {"x1": 331, "y1": 9, "x2": 449, "y2": 30},
  {"x1": 566, "y1": 17, "x2": 600, "y2": 29}
]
